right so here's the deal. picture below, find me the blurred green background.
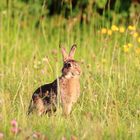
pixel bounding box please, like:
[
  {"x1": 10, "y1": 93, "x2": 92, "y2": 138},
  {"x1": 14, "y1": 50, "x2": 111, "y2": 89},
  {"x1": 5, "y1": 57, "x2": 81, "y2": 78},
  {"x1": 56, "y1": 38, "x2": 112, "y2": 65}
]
[{"x1": 1, "y1": 0, "x2": 140, "y2": 26}]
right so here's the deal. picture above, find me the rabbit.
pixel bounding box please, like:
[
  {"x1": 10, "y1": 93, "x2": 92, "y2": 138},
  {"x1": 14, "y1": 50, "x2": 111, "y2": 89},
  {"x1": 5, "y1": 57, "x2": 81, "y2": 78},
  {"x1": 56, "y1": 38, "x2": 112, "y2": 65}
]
[{"x1": 28, "y1": 44, "x2": 81, "y2": 116}]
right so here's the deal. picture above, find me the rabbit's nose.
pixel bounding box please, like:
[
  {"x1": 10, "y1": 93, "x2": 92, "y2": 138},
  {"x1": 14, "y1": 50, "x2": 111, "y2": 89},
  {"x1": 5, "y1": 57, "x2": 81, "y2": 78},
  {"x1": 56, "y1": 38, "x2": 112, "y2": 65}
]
[
  {"x1": 75, "y1": 70, "x2": 80, "y2": 75},
  {"x1": 76, "y1": 68, "x2": 81, "y2": 75}
]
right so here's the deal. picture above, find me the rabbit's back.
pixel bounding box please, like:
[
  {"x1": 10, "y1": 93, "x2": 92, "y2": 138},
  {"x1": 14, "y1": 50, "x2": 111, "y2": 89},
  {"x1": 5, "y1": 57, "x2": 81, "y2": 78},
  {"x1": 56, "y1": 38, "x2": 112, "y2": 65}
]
[
  {"x1": 33, "y1": 81, "x2": 57, "y2": 103},
  {"x1": 28, "y1": 80, "x2": 58, "y2": 115}
]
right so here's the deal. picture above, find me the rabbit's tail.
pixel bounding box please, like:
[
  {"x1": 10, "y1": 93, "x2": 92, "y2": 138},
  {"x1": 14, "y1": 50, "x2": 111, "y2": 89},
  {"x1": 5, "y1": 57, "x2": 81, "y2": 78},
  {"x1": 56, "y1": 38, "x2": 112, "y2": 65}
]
[{"x1": 27, "y1": 99, "x2": 34, "y2": 115}]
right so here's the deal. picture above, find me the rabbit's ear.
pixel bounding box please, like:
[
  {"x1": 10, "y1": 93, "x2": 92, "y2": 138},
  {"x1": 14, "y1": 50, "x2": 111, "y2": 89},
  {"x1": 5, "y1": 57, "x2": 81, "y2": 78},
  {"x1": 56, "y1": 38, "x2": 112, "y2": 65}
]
[
  {"x1": 61, "y1": 47, "x2": 68, "y2": 62},
  {"x1": 69, "y1": 44, "x2": 77, "y2": 59}
]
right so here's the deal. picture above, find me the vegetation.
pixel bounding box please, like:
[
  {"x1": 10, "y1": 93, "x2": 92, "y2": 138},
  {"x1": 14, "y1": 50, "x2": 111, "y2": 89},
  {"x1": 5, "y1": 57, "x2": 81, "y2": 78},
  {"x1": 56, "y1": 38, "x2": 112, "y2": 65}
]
[{"x1": 0, "y1": 0, "x2": 140, "y2": 140}]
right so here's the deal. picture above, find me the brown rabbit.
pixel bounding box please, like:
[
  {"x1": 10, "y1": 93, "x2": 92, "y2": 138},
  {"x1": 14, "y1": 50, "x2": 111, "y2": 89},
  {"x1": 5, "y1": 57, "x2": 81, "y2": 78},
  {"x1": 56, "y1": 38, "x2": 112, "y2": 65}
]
[{"x1": 28, "y1": 44, "x2": 81, "y2": 116}]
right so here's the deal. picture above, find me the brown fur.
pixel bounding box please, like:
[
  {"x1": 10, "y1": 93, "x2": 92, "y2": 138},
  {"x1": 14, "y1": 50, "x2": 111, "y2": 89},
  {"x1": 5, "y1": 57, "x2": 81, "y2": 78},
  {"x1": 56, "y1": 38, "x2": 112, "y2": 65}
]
[
  {"x1": 28, "y1": 44, "x2": 81, "y2": 116},
  {"x1": 60, "y1": 76, "x2": 80, "y2": 115}
]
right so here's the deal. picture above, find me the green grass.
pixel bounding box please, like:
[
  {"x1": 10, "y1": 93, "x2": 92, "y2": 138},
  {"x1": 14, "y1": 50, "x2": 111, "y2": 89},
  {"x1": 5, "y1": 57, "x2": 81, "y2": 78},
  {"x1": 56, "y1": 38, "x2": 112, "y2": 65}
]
[{"x1": 0, "y1": 3, "x2": 140, "y2": 140}]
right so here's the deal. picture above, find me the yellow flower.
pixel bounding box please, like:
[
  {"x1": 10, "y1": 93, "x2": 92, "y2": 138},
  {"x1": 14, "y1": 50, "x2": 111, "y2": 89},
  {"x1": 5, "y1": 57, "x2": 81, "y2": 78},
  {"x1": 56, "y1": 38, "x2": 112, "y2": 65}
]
[
  {"x1": 127, "y1": 43, "x2": 133, "y2": 48},
  {"x1": 138, "y1": 37, "x2": 140, "y2": 43},
  {"x1": 135, "y1": 48, "x2": 140, "y2": 55},
  {"x1": 133, "y1": 32, "x2": 138, "y2": 38},
  {"x1": 111, "y1": 25, "x2": 119, "y2": 31},
  {"x1": 101, "y1": 28, "x2": 107, "y2": 34},
  {"x1": 123, "y1": 45, "x2": 129, "y2": 53},
  {"x1": 128, "y1": 25, "x2": 136, "y2": 31},
  {"x1": 107, "y1": 29, "x2": 112, "y2": 35},
  {"x1": 119, "y1": 27, "x2": 125, "y2": 33}
]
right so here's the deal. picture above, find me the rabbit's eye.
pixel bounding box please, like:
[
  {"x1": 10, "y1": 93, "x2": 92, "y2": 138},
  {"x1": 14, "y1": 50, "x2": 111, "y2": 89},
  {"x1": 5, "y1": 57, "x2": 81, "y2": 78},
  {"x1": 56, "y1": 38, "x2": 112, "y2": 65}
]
[
  {"x1": 64, "y1": 63, "x2": 71, "y2": 68},
  {"x1": 67, "y1": 63, "x2": 71, "y2": 67}
]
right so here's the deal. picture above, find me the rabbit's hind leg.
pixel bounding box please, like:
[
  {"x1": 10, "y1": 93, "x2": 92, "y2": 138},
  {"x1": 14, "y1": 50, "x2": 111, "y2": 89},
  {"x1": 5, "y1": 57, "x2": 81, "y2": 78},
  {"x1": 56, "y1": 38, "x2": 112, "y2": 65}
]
[{"x1": 34, "y1": 96, "x2": 45, "y2": 116}]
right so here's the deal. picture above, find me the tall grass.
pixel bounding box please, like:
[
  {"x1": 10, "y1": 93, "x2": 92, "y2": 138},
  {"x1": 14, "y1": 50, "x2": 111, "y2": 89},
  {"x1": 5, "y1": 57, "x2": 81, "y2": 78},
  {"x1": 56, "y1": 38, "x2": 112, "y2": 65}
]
[{"x1": 0, "y1": 1, "x2": 140, "y2": 140}]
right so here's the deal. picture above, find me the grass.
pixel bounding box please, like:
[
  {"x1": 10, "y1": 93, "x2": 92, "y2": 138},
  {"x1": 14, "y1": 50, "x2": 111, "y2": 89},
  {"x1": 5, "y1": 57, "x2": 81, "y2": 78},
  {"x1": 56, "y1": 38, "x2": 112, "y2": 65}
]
[{"x1": 0, "y1": 2, "x2": 140, "y2": 140}]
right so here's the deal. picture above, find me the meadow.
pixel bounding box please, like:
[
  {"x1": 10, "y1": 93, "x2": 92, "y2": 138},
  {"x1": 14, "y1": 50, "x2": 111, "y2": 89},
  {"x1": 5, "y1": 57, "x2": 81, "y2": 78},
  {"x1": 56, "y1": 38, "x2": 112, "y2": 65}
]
[{"x1": 0, "y1": 2, "x2": 140, "y2": 140}]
